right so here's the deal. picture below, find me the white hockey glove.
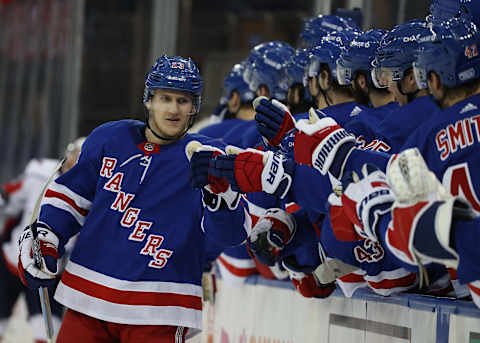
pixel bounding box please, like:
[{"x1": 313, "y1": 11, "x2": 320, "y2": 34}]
[{"x1": 18, "y1": 223, "x2": 62, "y2": 289}]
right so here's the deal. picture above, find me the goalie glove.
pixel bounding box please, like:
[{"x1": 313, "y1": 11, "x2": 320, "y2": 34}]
[
  {"x1": 211, "y1": 146, "x2": 295, "y2": 199},
  {"x1": 386, "y1": 148, "x2": 476, "y2": 271},
  {"x1": 247, "y1": 208, "x2": 296, "y2": 266},
  {"x1": 339, "y1": 163, "x2": 395, "y2": 241},
  {"x1": 254, "y1": 96, "x2": 296, "y2": 147},
  {"x1": 187, "y1": 141, "x2": 241, "y2": 211},
  {"x1": 294, "y1": 109, "x2": 356, "y2": 179},
  {"x1": 18, "y1": 223, "x2": 63, "y2": 289}
]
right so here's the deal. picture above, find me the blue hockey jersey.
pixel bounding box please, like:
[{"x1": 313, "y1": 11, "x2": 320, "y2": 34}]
[{"x1": 39, "y1": 120, "x2": 248, "y2": 329}]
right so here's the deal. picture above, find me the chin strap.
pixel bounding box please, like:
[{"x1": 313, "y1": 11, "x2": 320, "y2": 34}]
[{"x1": 144, "y1": 108, "x2": 196, "y2": 142}]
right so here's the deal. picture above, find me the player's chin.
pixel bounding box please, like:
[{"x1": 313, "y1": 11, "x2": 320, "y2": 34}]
[{"x1": 161, "y1": 123, "x2": 187, "y2": 138}]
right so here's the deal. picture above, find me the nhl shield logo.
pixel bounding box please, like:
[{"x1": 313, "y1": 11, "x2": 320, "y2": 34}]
[{"x1": 144, "y1": 143, "x2": 155, "y2": 152}]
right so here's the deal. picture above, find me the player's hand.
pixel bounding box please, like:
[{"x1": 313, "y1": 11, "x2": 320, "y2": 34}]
[
  {"x1": 212, "y1": 146, "x2": 295, "y2": 199},
  {"x1": 187, "y1": 141, "x2": 240, "y2": 211},
  {"x1": 18, "y1": 223, "x2": 62, "y2": 289},
  {"x1": 282, "y1": 255, "x2": 335, "y2": 298},
  {"x1": 247, "y1": 208, "x2": 296, "y2": 266},
  {"x1": 254, "y1": 96, "x2": 296, "y2": 147},
  {"x1": 339, "y1": 163, "x2": 395, "y2": 241},
  {"x1": 294, "y1": 109, "x2": 355, "y2": 178}
]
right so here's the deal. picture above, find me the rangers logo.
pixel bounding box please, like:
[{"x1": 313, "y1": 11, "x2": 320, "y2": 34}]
[
  {"x1": 465, "y1": 44, "x2": 478, "y2": 59},
  {"x1": 171, "y1": 62, "x2": 185, "y2": 69}
]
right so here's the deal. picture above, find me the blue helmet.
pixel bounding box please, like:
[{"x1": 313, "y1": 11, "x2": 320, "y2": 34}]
[
  {"x1": 371, "y1": 20, "x2": 433, "y2": 88},
  {"x1": 336, "y1": 29, "x2": 386, "y2": 85},
  {"x1": 278, "y1": 48, "x2": 311, "y2": 90},
  {"x1": 301, "y1": 15, "x2": 360, "y2": 47},
  {"x1": 305, "y1": 38, "x2": 345, "y2": 84},
  {"x1": 413, "y1": 17, "x2": 480, "y2": 89},
  {"x1": 429, "y1": 0, "x2": 480, "y2": 27},
  {"x1": 221, "y1": 62, "x2": 255, "y2": 105},
  {"x1": 244, "y1": 42, "x2": 295, "y2": 100},
  {"x1": 429, "y1": 0, "x2": 461, "y2": 24},
  {"x1": 144, "y1": 55, "x2": 203, "y2": 114},
  {"x1": 321, "y1": 29, "x2": 361, "y2": 48},
  {"x1": 459, "y1": 0, "x2": 480, "y2": 27}
]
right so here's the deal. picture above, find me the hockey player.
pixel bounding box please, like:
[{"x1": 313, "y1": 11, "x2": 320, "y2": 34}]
[
  {"x1": 18, "y1": 55, "x2": 248, "y2": 343},
  {"x1": 199, "y1": 62, "x2": 255, "y2": 140},
  {"x1": 279, "y1": 48, "x2": 314, "y2": 115},
  {"x1": 336, "y1": 29, "x2": 400, "y2": 147},
  {"x1": 377, "y1": 17, "x2": 480, "y2": 305},
  {"x1": 0, "y1": 137, "x2": 84, "y2": 343},
  {"x1": 369, "y1": 20, "x2": 441, "y2": 152},
  {"x1": 302, "y1": 37, "x2": 367, "y2": 127}
]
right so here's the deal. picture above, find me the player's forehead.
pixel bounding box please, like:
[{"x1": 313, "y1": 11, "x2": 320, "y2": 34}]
[{"x1": 152, "y1": 89, "x2": 193, "y2": 100}]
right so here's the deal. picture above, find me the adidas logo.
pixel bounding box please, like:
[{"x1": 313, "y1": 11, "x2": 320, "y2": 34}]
[
  {"x1": 350, "y1": 106, "x2": 363, "y2": 117},
  {"x1": 460, "y1": 103, "x2": 478, "y2": 114}
]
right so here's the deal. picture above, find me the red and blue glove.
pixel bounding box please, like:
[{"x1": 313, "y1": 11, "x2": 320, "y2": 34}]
[
  {"x1": 247, "y1": 208, "x2": 296, "y2": 266},
  {"x1": 254, "y1": 96, "x2": 296, "y2": 147},
  {"x1": 187, "y1": 141, "x2": 240, "y2": 211},
  {"x1": 282, "y1": 255, "x2": 336, "y2": 298},
  {"x1": 294, "y1": 109, "x2": 356, "y2": 179},
  {"x1": 212, "y1": 147, "x2": 295, "y2": 199}
]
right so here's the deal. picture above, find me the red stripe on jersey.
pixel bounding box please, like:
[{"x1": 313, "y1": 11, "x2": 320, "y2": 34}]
[
  {"x1": 61, "y1": 270, "x2": 202, "y2": 310},
  {"x1": 447, "y1": 268, "x2": 457, "y2": 280},
  {"x1": 468, "y1": 283, "x2": 480, "y2": 296},
  {"x1": 367, "y1": 272, "x2": 417, "y2": 290},
  {"x1": 217, "y1": 256, "x2": 258, "y2": 277},
  {"x1": 371, "y1": 181, "x2": 389, "y2": 188},
  {"x1": 45, "y1": 189, "x2": 89, "y2": 217},
  {"x1": 339, "y1": 273, "x2": 364, "y2": 283}
]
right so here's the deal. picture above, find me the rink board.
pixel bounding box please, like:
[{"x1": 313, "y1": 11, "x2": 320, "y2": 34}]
[{"x1": 201, "y1": 277, "x2": 480, "y2": 343}]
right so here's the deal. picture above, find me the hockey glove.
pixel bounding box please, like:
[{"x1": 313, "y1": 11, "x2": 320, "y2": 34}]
[
  {"x1": 247, "y1": 208, "x2": 296, "y2": 266},
  {"x1": 294, "y1": 109, "x2": 356, "y2": 179},
  {"x1": 18, "y1": 223, "x2": 62, "y2": 289},
  {"x1": 386, "y1": 148, "x2": 476, "y2": 270},
  {"x1": 339, "y1": 163, "x2": 395, "y2": 241},
  {"x1": 187, "y1": 141, "x2": 241, "y2": 211},
  {"x1": 282, "y1": 255, "x2": 335, "y2": 298},
  {"x1": 254, "y1": 96, "x2": 296, "y2": 147},
  {"x1": 212, "y1": 146, "x2": 295, "y2": 199}
]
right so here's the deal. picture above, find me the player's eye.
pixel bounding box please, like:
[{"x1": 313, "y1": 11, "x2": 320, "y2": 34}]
[{"x1": 177, "y1": 97, "x2": 191, "y2": 105}]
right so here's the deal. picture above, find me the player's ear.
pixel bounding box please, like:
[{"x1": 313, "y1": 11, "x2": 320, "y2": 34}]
[
  {"x1": 145, "y1": 100, "x2": 152, "y2": 110},
  {"x1": 427, "y1": 71, "x2": 441, "y2": 93},
  {"x1": 319, "y1": 70, "x2": 330, "y2": 89},
  {"x1": 357, "y1": 74, "x2": 367, "y2": 90}
]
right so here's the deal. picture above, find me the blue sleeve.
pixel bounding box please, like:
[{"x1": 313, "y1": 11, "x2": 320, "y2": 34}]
[
  {"x1": 39, "y1": 123, "x2": 109, "y2": 245},
  {"x1": 279, "y1": 208, "x2": 322, "y2": 271},
  {"x1": 288, "y1": 164, "x2": 333, "y2": 213},
  {"x1": 202, "y1": 199, "x2": 248, "y2": 247},
  {"x1": 344, "y1": 148, "x2": 391, "y2": 174}
]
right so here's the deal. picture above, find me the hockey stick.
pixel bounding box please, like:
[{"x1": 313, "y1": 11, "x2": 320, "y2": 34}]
[{"x1": 28, "y1": 158, "x2": 65, "y2": 343}]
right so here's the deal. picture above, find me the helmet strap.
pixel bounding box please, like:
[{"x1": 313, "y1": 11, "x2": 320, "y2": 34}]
[{"x1": 143, "y1": 108, "x2": 194, "y2": 142}]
